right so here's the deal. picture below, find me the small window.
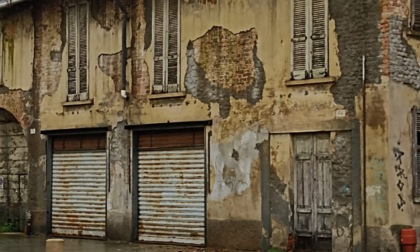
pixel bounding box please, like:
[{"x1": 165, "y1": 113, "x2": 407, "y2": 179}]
[
  {"x1": 413, "y1": 106, "x2": 420, "y2": 202},
  {"x1": 66, "y1": 0, "x2": 89, "y2": 102},
  {"x1": 291, "y1": 0, "x2": 328, "y2": 80},
  {"x1": 153, "y1": 0, "x2": 179, "y2": 94}
]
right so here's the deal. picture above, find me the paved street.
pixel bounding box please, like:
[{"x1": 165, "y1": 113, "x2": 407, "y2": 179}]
[{"x1": 0, "y1": 233, "x2": 250, "y2": 252}]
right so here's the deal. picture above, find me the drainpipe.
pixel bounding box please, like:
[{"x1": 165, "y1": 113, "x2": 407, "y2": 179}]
[
  {"x1": 362, "y1": 54, "x2": 367, "y2": 251},
  {"x1": 0, "y1": 0, "x2": 29, "y2": 9},
  {"x1": 115, "y1": 0, "x2": 128, "y2": 99}
]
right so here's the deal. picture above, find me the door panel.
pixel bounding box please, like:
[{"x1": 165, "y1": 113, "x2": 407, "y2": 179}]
[{"x1": 294, "y1": 133, "x2": 332, "y2": 250}]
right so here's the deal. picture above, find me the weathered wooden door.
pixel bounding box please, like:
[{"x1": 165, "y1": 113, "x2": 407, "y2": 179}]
[{"x1": 294, "y1": 133, "x2": 332, "y2": 251}]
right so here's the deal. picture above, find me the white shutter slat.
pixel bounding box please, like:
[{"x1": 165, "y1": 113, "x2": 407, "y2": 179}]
[
  {"x1": 292, "y1": 0, "x2": 307, "y2": 80},
  {"x1": 311, "y1": 0, "x2": 327, "y2": 78},
  {"x1": 67, "y1": 5, "x2": 77, "y2": 100},
  {"x1": 167, "y1": 0, "x2": 178, "y2": 90},
  {"x1": 78, "y1": 2, "x2": 88, "y2": 99},
  {"x1": 153, "y1": 0, "x2": 165, "y2": 92}
]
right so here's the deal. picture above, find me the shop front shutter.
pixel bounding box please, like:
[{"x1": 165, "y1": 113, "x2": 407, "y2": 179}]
[
  {"x1": 137, "y1": 128, "x2": 205, "y2": 245},
  {"x1": 51, "y1": 134, "x2": 107, "y2": 238}
]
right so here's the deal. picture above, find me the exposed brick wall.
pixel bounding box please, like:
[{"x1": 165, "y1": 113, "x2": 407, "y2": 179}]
[
  {"x1": 185, "y1": 26, "x2": 265, "y2": 118},
  {"x1": 329, "y1": 0, "x2": 382, "y2": 116}
]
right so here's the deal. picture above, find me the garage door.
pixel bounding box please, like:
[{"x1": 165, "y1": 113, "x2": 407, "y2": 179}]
[
  {"x1": 137, "y1": 128, "x2": 206, "y2": 245},
  {"x1": 51, "y1": 134, "x2": 107, "y2": 238}
]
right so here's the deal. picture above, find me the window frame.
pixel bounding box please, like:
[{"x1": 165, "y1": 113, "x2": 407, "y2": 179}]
[
  {"x1": 0, "y1": 26, "x2": 3, "y2": 85},
  {"x1": 66, "y1": 0, "x2": 89, "y2": 102},
  {"x1": 411, "y1": 0, "x2": 420, "y2": 31},
  {"x1": 291, "y1": 0, "x2": 328, "y2": 80},
  {"x1": 152, "y1": 0, "x2": 180, "y2": 94},
  {"x1": 412, "y1": 106, "x2": 420, "y2": 202}
]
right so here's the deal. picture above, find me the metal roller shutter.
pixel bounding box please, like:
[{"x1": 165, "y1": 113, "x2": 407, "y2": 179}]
[
  {"x1": 51, "y1": 135, "x2": 107, "y2": 238},
  {"x1": 137, "y1": 129, "x2": 205, "y2": 245}
]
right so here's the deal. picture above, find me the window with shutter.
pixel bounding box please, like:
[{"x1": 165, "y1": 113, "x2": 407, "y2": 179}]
[
  {"x1": 412, "y1": 0, "x2": 420, "y2": 31},
  {"x1": 153, "y1": 0, "x2": 179, "y2": 94},
  {"x1": 291, "y1": 0, "x2": 328, "y2": 80},
  {"x1": 0, "y1": 27, "x2": 3, "y2": 85},
  {"x1": 412, "y1": 106, "x2": 420, "y2": 202},
  {"x1": 67, "y1": 0, "x2": 89, "y2": 102}
]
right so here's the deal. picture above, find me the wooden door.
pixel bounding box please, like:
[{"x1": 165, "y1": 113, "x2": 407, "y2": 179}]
[{"x1": 294, "y1": 133, "x2": 332, "y2": 251}]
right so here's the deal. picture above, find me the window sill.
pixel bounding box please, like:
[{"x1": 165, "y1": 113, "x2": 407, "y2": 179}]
[
  {"x1": 148, "y1": 92, "x2": 186, "y2": 100},
  {"x1": 62, "y1": 99, "x2": 94, "y2": 107},
  {"x1": 406, "y1": 28, "x2": 420, "y2": 38},
  {"x1": 285, "y1": 76, "x2": 337, "y2": 87}
]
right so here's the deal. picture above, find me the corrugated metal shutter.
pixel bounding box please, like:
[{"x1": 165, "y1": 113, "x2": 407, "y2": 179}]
[
  {"x1": 51, "y1": 134, "x2": 107, "y2": 238},
  {"x1": 138, "y1": 149, "x2": 205, "y2": 245},
  {"x1": 311, "y1": 0, "x2": 327, "y2": 78},
  {"x1": 137, "y1": 128, "x2": 205, "y2": 245},
  {"x1": 292, "y1": 0, "x2": 307, "y2": 80}
]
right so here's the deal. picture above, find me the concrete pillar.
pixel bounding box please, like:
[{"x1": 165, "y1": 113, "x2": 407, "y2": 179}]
[{"x1": 46, "y1": 238, "x2": 64, "y2": 252}]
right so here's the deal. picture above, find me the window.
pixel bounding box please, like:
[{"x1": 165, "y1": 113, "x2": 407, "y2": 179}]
[
  {"x1": 412, "y1": 107, "x2": 420, "y2": 202},
  {"x1": 0, "y1": 28, "x2": 3, "y2": 85},
  {"x1": 66, "y1": 0, "x2": 88, "y2": 102},
  {"x1": 412, "y1": 0, "x2": 420, "y2": 31},
  {"x1": 291, "y1": 0, "x2": 328, "y2": 80},
  {"x1": 153, "y1": 0, "x2": 179, "y2": 94}
]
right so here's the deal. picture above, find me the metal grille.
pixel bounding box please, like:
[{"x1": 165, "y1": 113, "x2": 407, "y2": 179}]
[
  {"x1": 138, "y1": 149, "x2": 205, "y2": 245},
  {"x1": 52, "y1": 152, "x2": 106, "y2": 238}
]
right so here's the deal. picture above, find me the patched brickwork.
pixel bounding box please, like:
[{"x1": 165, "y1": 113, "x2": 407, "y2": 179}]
[
  {"x1": 185, "y1": 26, "x2": 265, "y2": 118},
  {"x1": 98, "y1": 50, "x2": 132, "y2": 93},
  {"x1": 329, "y1": 0, "x2": 382, "y2": 116}
]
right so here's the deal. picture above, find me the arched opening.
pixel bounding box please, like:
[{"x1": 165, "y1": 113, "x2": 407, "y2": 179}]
[{"x1": 0, "y1": 108, "x2": 28, "y2": 232}]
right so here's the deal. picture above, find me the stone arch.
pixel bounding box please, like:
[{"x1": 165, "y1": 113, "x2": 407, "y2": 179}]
[
  {"x1": 0, "y1": 108, "x2": 29, "y2": 232},
  {"x1": 0, "y1": 91, "x2": 32, "y2": 130}
]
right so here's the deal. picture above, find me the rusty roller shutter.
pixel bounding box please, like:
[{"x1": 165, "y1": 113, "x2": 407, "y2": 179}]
[
  {"x1": 51, "y1": 134, "x2": 107, "y2": 238},
  {"x1": 138, "y1": 128, "x2": 205, "y2": 245}
]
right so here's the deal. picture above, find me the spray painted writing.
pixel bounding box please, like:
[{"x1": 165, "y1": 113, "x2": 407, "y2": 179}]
[{"x1": 393, "y1": 147, "x2": 407, "y2": 211}]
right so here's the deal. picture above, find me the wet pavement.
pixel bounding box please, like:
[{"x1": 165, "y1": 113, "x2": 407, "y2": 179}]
[{"x1": 0, "y1": 233, "x2": 251, "y2": 252}]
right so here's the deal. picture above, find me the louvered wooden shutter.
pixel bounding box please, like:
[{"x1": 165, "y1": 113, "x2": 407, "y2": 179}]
[
  {"x1": 311, "y1": 0, "x2": 327, "y2": 78},
  {"x1": 413, "y1": 107, "x2": 420, "y2": 202},
  {"x1": 78, "y1": 2, "x2": 88, "y2": 101},
  {"x1": 153, "y1": 0, "x2": 165, "y2": 93},
  {"x1": 292, "y1": 0, "x2": 308, "y2": 80},
  {"x1": 0, "y1": 29, "x2": 3, "y2": 83},
  {"x1": 67, "y1": 4, "x2": 77, "y2": 101},
  {"x1": 412, "y1": 0, "x2": 420, "y2": 31},
  {"x1": 167, "y1": 0, "x2": 179, "y2": 92}
]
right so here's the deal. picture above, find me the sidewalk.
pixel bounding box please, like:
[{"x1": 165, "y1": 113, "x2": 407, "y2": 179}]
[{"x1": 0, "y1": 233, "x2": 250, "y2": 252}]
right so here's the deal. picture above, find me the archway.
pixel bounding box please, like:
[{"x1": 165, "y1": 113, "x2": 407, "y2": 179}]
[{"x1": 0, "y1": 108, "x2": 28, "y2": 232}]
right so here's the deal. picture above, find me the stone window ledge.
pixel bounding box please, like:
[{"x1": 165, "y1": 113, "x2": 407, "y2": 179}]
[
  {"x1": 285, "y1": 76, "x2": 337, "y2": 87},
  {"x1": 406, "y1": 28, "x2": 420, "y2": 38},
  {"x1": 62, "y1": 99, "x2": 94, "y2": 107},
  {"x1": 148, "y1": 92, "x2": 186, "y2": 100}
]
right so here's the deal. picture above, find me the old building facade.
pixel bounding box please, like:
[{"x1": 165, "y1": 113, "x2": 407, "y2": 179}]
[{"x1": 2, "y1": 0, "x2": 420, "y2": 251}]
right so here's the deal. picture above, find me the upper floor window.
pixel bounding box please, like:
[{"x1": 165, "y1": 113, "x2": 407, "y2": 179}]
[
  {"x1": 412, "y1": 0, "x2": 420, "y2": 31},
  {"x1": 153, "y1": 0, "x2": 179, "y2": 94},
  {"x1": 66, "y1": 0, "x2": 89, "y2": 102},
  {"x1": 0, "y1": 28, "x2": 3, "y2": 85},
  {"x1": 291, "y1": 0, "x2": 328, "y2": 80}
]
